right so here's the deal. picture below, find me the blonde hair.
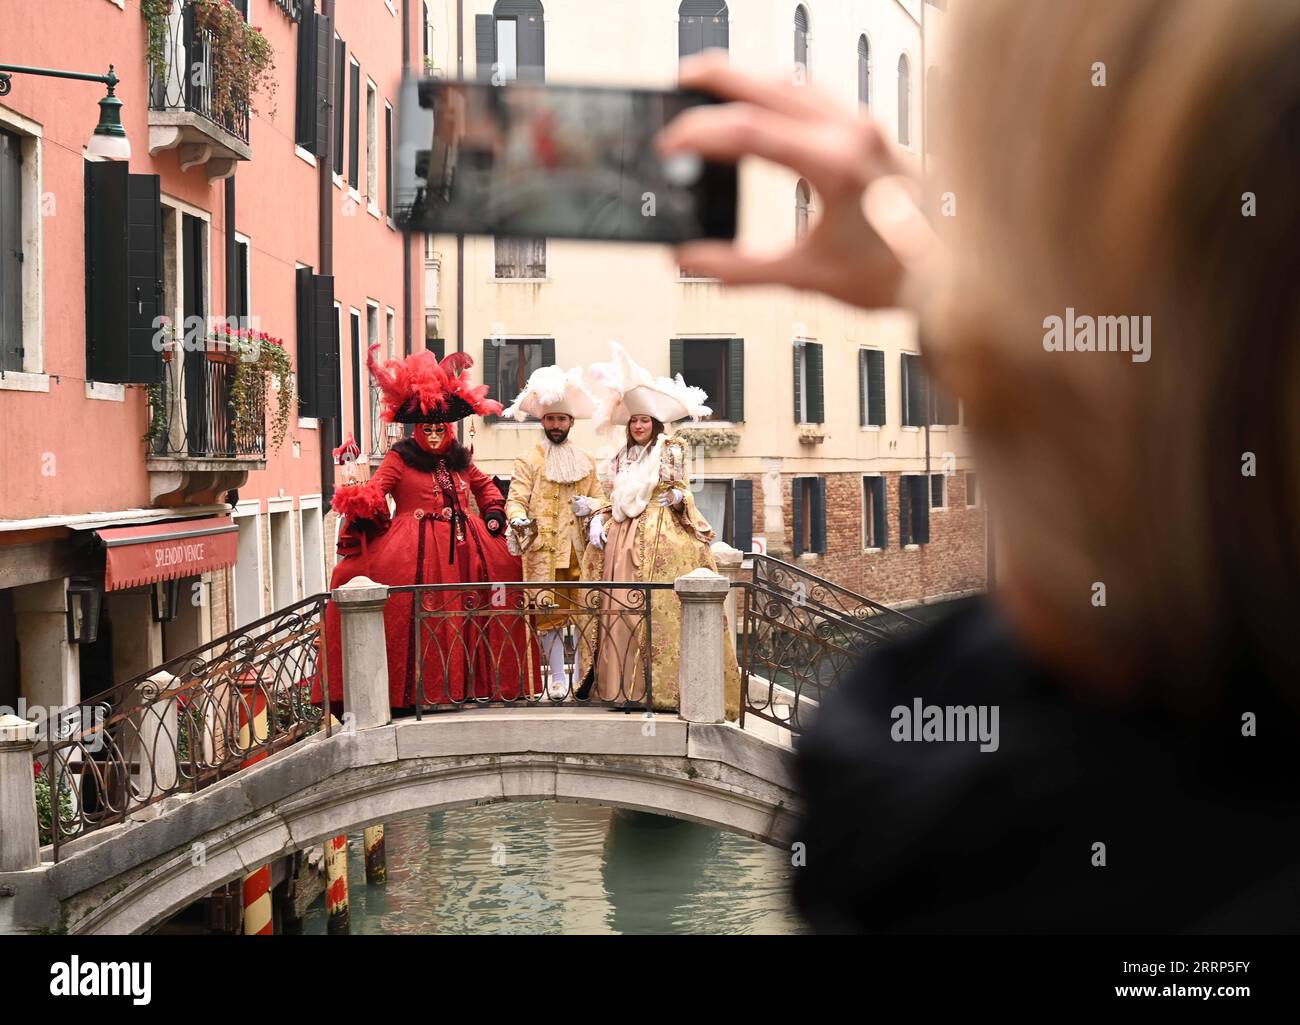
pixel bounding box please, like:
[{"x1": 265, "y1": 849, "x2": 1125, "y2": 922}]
[{"x1": 924, "y1": 0, "x2": 1300, "y2": 701}]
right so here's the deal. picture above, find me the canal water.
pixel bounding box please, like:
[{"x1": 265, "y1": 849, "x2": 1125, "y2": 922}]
[{"x1": 302, "y1": 801, "x2": 803, "y2": 935}]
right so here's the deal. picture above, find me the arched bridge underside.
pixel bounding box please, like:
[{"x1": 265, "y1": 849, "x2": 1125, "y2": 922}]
[{"x1": 18, "y1": 710, "x2": 800, "y2": 935}]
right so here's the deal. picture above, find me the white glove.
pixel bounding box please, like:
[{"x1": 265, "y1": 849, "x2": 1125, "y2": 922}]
[
  {"x1": 510, "y1": 517, "x2": 530, "y2": 530},
  {"x1": 588, "y1": 515, "x2": 607, "y2": 549},
  {"x1": 571, "y1": 496, "x2": 596, "y2": 518},
  {"x1": 658, "y1": 488, "x2": 684, "y2": 509}
]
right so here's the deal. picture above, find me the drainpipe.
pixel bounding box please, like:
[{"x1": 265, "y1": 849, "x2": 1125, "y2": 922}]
[
  {"x1": 320, "y1": 0, "x2": 337, "y2": 506},
  {"x1": 456, "y1": 0, "x2": 464, "y2": 354},
  {"x1": 402, "y1": 0, "x2": 412, "y2": 355}
]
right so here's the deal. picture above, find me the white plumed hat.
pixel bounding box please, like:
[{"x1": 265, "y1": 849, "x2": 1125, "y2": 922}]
[
  {"x1": 585, "y1": 341, "x2": 712, "y2": 433},
  {"x1": 501, "y1": 365, "x2": 598, "y2": 421}
]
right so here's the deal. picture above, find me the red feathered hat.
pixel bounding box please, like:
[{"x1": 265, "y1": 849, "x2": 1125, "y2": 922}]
[{"x1": 366, "y1": 345, "x2": 504, "y2": 424}]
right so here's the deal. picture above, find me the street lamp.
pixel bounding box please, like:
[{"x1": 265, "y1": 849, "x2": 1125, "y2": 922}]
[
  {"x1": 0, "y1": 63, "x2": 131, "y2": 161},
  {"x1": 66, "y1": 576, "x2": 104, "y2": 645}
]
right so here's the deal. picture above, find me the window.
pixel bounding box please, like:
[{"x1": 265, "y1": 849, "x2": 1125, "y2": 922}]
[
  {"x1": 791, "y1": 477, "x2": 826, "y2": 556},
  {"x1": 233, "y1": 235, "x2": 251, "y2": 323},
  {"x1": 859, "y1": 348, "x2": 885, "y2": 426},
  {"x1": 679, "y1": 1, "x2": 729, "y2": 59},
  {"x1": 794, "y1": 5, "x2": 810, "y2": 82},
  {"x1": 793, "y1": 340, "x2": 824, "y2": 424},
  {"x1": 300, "y1": 500, "x2": 326, "y2": 596},
  {"x1": 795, "y1": 179, "x2": 812, "y2": 240},
  {"x1": 931, "y1": 473, "x2": 946, "y2": 509},
  {"x1": 269, "y1": 508, "x2": 295, "y2": 611},
  {"x1": 349, "y1": 308, "x2": 362, "y2": 447},
  {"x1": 857, "y1": 35, "x2": 871, "y2": 108},
  {"x1": 348, "y1": 57, "x2": 361, "y2": 190},
  {"x1": 423, "y1": 2, "x2": 434, "y2": 69},
  {"x1": 966, "y1": 471, "x2": 979, "y2": 508},
  {"x1": 366, "y1": 82, "x2": 378, "y2": 208},
  {"x1": 384, "y1": 102, "x2": 394, "y2": 214},
  {"x1": 366, "y1": 303, "x2": 380, "y2": 455},
  {"x1": 863, "y1": 476, "x2": 887, "y2": 549},
  {"x1": 296, "y1": 266, "x2": 339, "y2": 419},
  {"x1": 333, "y1": 36, "x2": 345, "y2": 176},
  {"x1": 898, "y1": 54, "x2": 912, "y2": 147},
  {"x1": 901, "y1": 352, "x2": 926, "y2": 427},
  {"x1": 481, "y1": 337, "x2": 554, "y2": 416},
  {"x1": 294, "y1": 4, "x2": 328, "y2": 153},
  {"x1": 899, "y1": 475, "x2": 930, "y2": 546},
  {"x1": 1, "y1": 127, "x2": 26, "y2": 374},
  {"x1": 695, "y1": 482, "x2": 732, "y2": 546},
  {"x1": 671, "y1": 338, "x2": 744, "y2": 422},
  {"x1": 477, "y1": 2, "x2": 545, "y2": 84},
  {"x1": 495, "y1": 236, "x2": 546, "y2": 278},
  {"x1": 233, "y1": 507, "x2": 264, "y2": 628}
]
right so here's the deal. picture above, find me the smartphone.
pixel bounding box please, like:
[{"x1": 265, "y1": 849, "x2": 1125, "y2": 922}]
[{"x1": 394, "y1": 77, "x2": 736, "y2": 243}]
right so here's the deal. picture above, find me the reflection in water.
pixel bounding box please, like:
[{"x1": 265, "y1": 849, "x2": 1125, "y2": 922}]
[{"x1": 302, "y1": 802, "x2": 802, "y2": 935}]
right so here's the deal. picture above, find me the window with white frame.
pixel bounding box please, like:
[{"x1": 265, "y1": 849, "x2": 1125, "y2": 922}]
[
  {"x1": 931, "y1": 473, "x2": 947, "y2": 509},
  {"x1": 898, "y1": 54, "x2": 912, "y2": 147},
  {"x1": 495, "y1": 236, "x2": 546, "y2": 279},
  {"x1": 366, "y1": 81, "x2": 379, "y2": 209},
  {"x1": 0, "y1": 119, "x2": 42, "y2": 379}
]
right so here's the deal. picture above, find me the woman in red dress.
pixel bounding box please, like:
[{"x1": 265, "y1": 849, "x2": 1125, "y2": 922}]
[{"x1": 319, "y1": 347, "x2": 540, "y2": 712}]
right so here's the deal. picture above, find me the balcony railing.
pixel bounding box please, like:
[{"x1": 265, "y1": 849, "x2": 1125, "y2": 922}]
[
  {"x1": 148, "y1": 1, "x2": 251, "y2": 145},
  {"x1": 148, "y1": 349, "x2": 266, "y2": 460}
]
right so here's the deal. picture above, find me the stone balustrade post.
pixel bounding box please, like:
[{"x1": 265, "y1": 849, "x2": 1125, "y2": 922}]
[
  {"x1": 0, "y1": 714, "x2": 41, "y2": 872},
  {"x1": 131, "y1": 672, "x2": 180, "y2": 797},
  {"x1": 332, "y1": 577, "x2": 392, "y2": 731},
  {"x1": 675, "y1": 568, "x2": 729, "y2": 724}
]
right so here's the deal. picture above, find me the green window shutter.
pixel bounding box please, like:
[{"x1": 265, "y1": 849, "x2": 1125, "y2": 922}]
[
  {"x1": 85, "y1": 162, "x2": 163, "y2": 385},
  {"x1": 792, "y1": 345, "x2": 802, "y2": 422},
  {"x1": 872, "y1": 477, "x2": 888, "y2": 548},
  {"x1": 867, "y1": 349, "x2": 886, "y2": 426},
  {"x1": 296, "y1": 266, "x2": 316, "y2": 416},
  {"x1": 807, "y1": 342, "x2": 824, "y2": 424},
  {"x1": 313, "y1": 12, "x2": 333, "y2": 157},
  {"x1": 333, "y1": 37, "x2": 345, "y2": 175},
  {"x1": 669, "y1": 337, "x2": 683, "y2": 380},
  {"x1": 312, "y1": 275, "x2": 339, "y2": 419},
  {"x1": 348, "y1": 58, "x2": 360, "y2": 189},
  {"x1": 732, "y1": 479, "x2": 753, "y2": 553},
  {"x1": 481, "y1": 339, "x2": 500, "y2": 423},
  {"x1": 859, "y1": 350, "x2": 868, "y2": 427},
  {"x1": 1, "y1": 129, "x2": 21, "y2": 372},
  {"x1": 899, "y1": 475, "x2": 912, "y2": 546},
  {"x1": 727, "y1": 338, "x2": 744, "y2": 421},
  {"x1": 902, "y1": 353, "x2": 928, "y2": 427},
  {"x1": 790, "y1": 478, "x2": 804, "y2": 557},
  {"x1": 475, "y1": 15, "x2": 497, "y2": 82},
  {"x1": 810, "y1": 477, "x2": 826, "y2": 553},
  {"x1": 427, "y1": 337, "x2": 446, "y2": 360},
  {"x1": 541, "y1": 337, "x2": 556, "y2": 370},
  {"x1": 517, "y1": 9, "x2": 546, "y2": 82},
  {"x1": 914, "y1": 476, "x2": 931, "y2": 544}
]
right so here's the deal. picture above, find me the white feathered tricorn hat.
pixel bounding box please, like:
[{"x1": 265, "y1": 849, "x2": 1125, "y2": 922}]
[
  {"x1": 585, "y1": 341, "x2": 712, "y2": 433},
  {"x1": 502, "y1": 364, "x2": 598, "y2": 421}
]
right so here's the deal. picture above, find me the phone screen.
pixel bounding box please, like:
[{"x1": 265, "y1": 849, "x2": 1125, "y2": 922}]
[{"x1": 395, "y1": 78, "x2": 736, "y2": 243}]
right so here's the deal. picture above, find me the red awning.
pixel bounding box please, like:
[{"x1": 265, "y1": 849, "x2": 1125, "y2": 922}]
[{"x1": 97, "y1": 515, "x2": 239, "y2": 591}]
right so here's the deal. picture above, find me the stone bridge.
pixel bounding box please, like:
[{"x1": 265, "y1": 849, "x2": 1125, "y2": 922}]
[{"x1": 0, "y1": 568, "x2": 801, "y2": 935}]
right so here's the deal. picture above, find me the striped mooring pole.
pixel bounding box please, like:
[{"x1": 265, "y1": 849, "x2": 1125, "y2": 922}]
[
  {"x1": 364, "y1": 825, "x2": 387, "y2": 885},
  {"x1": 237, "y1": 674, "x2": 273, "y2": 935},
  {"x1": 324, "y1": 715, "x2": 351, "y2": 934}
]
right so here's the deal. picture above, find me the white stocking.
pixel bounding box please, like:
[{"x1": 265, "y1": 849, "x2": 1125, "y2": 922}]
[{"x1": 541, "y1": 629, "x2": 568, "y2": 692}]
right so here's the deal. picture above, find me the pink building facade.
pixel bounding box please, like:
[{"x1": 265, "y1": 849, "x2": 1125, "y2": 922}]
[{"x1": 0, "y1": 0, "x2": 427, "y2": 710}]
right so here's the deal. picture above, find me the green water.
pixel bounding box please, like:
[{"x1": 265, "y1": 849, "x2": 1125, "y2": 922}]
[{"x1": 302, "y1": 802, "x2": 803, "y2": 935}]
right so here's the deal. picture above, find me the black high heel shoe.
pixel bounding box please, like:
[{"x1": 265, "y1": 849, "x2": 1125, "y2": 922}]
[{"x1": 574, "y1": 666, "x2": 595, "y2": 701}]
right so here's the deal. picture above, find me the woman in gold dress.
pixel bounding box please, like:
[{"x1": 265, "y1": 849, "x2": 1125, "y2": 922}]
[{"x1": 579, "y1": 343, "x2": 741, "y2": 718}]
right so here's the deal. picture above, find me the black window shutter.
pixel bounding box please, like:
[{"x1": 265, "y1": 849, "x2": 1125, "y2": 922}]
[
  {"x1": 703, "y1": 13, "x2": 729, "y2": 51},
  {"x1": 792, "y1": 345, "x2": 802, "y2": 421},
  {"x1": 679, "y1": 16, "x2": 705, "y2": 59},
  {"x1": 348, "y1": 59, "x2": 360, "y2": 188},
  {"x1": 903, "y1": 353, "x2": 928, "y2": 426},
  {"x1": 427, "y1": 338, "x2": 446, "y2": 360},
  {"x1": 541, "y1": 337, "x2": 556, "y2": 370},
  {"x1": 481, "y1": 339, "x2": 500, "y2": 422},
  {"x1": 312, "y1": 275, "x2": 339, "y2": 419},
  {"x1": 791, "y1": 478, "x2": 804, "y2": 557},
  {"x1": 914, "y1": 476, "x2": 931, "y2": 544},
  {"x1": 867, "y1": 349, "x2": 886, "y2": 425},
  {"x1": 727, "y1": 338, "x2": 744, "y2": 421},
  {"x1": 810, "y1": 478, "x2": 826, "y2": 553},
  {"x1": 1, "y1": 129, "x2": 22, "y2": 372},
  {"x1": 86, "y1": 162, "x2": 163, "y2": 385},
  {"x1": 517, "y1": 13, "x2": 545, "y2": 81},
  {"x1": 294, "y1": 6, "x2": 317, "y2": 150},
  {"x1": 858, "y1": 350, "x2": 867, "y2": 426},
  {"x1": 475, "y1": 15, "x2": 497, "y2": 82},
  {"x1": 313, "y1": 14, "x2": 332, "y2": 157},
  {"x1": 296, "y1": 267, "x2": 316, "y2": 415},
  {"x1": 872, "y1": 476, "x2": 888, "y2": 548},
  {"x1": 899, "y1": 475, "x2": 912, "y2": 546},
  {"x1": 333, "y1": 37, "x2": 345, "y2": 175},
  {"x1": 732, "y1": 478, "x2": 752, "y2": 554},
  {"x1": 807, "y1": 342, "x2": 824, "y2": 424},
  {"x1": 669, "y1": 337, "x2": 683, "y2": 380}
]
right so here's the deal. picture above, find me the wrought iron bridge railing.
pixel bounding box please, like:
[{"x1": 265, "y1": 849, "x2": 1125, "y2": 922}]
[
  {"x1": 148, "y1": 347, "x2": 266, "y2": 459},
  {"x1": 394, "y1": 581, "x2": 669, "y2": 715},
  {"x1": 147, "y1": 1, "x2": 252, "y2": 144},
  {"x1": 737, "y1": 557, "x2": 923, "y2": 736},
  {"x1": 34, "y1": 595, "x2": 329, "y2": 861}
]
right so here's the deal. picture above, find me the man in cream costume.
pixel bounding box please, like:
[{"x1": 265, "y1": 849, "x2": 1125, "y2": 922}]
[{"x1": 503, "y1": 366, "x2": 606, "y2": 699}]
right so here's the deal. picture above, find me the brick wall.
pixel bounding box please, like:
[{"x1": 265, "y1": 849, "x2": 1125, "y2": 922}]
[{"x1": 763, "y1": 471, "x2": 986, "y2": 606}]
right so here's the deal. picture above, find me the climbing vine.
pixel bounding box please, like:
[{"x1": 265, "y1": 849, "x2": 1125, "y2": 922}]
[
  {"x1": 218, "y1": 326, "x2": 295, "y2": 451},
  {"x1": 193, "y1": 0, "x2": 278, "y2": 122}
]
